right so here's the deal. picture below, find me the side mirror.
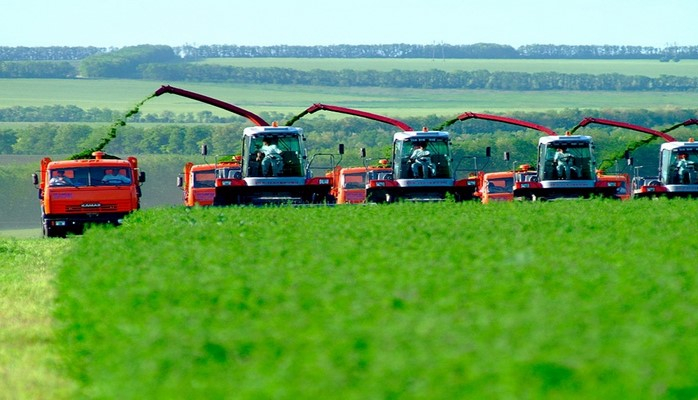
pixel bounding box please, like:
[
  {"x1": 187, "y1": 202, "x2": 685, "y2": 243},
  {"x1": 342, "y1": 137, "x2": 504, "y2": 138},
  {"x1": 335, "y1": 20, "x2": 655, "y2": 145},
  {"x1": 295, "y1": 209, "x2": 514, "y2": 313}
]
[
  {"x1": 139, "y1": 172, "x2": 146, "y2": 183},
  {"x1": 338, "y1": 143, "x2": 345, "y2": 155},
  {"x1": 360, "y1": 148, "x2": 367, "y2": 158},
  {"x1": 201, "y1": 144, "x2": 208, "y2": 156},
  {"x1": 32, "y1": 173, "x2": 39, "y2": 185},
  {"x1": 627, "y1": 157, "x2": 634, "y2": 166},
  {"x1": 504, "y1": 152, "x2": 510, "y2": 161},
  {"x1": 176, "y1": 175, "x2": 183, "y2": 188}
]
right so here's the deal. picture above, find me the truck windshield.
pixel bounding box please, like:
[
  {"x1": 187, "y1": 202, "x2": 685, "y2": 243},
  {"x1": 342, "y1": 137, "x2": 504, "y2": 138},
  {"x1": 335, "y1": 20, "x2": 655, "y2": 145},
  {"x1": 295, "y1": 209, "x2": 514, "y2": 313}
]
[
  {"x1": 48, "y1": 167, "x2": 132, "y2": 187},
  {"x1": 486, "y1": 177, "x2": 514, "y2": 193},
  {"x1": 193, "y1": 171, "x2": 216, "y2": 188},
  {"x1": 341, "y1": 172, "x2": 366, "y2": 189}
]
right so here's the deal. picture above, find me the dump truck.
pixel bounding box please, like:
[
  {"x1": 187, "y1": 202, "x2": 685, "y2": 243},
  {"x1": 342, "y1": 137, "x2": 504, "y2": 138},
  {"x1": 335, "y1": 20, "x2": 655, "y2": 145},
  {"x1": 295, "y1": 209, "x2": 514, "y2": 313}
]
[
  {"x1": 178, "y1": 158, "x2": 241, "y2": 206},
  {"x1": 32, "y1": 151, "x2": 146, "y2": 237},
  {"x1": 325, "y1": 159, "x2": 393, "y2": 204},
  {"x1": 154, "y1": 85, "x2": 336, "y2": 205},
  {"x1": 288, "y1": 103, "x2": 476, "y2": 203}
]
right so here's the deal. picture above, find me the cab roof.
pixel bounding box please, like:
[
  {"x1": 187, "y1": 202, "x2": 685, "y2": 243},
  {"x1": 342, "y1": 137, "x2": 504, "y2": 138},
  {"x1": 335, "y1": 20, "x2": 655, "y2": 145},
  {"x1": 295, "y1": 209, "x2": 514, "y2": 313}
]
[
  {"x1": 394, "y1": 130, "x2": 449, "y2": 141},
  {"x1": 539, "y1": 134, "x2": 593, "y2": 146},
  {"x1": 243, "y1": 126, "x2": 303, "y2": 137}
]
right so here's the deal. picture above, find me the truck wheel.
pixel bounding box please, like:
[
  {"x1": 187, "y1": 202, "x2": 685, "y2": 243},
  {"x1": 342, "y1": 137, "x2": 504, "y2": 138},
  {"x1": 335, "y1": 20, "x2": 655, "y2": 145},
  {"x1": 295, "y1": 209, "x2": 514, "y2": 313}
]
[{"x1": 43, "y1": 224, "x2": 63, "y2": 238}]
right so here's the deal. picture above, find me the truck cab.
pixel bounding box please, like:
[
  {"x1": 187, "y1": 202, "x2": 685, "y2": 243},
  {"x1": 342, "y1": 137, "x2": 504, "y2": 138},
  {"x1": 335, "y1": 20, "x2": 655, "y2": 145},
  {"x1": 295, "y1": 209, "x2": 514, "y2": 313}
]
[
  {"x1": 179, "y1": 160, "x2": 241, "y2": 206},
  {"x1": 33, "y1": 151, "x2": 145, "y2": 237},
  {"x1": 328, "y1": 165, "x2": 393, "y2": 204}
]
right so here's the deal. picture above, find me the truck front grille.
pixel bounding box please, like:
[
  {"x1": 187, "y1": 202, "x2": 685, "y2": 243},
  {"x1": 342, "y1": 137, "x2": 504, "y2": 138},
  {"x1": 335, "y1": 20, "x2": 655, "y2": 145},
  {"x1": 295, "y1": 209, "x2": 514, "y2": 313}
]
[{"x1": 66, "y1": 204, "x2": 118, "y2": 213}]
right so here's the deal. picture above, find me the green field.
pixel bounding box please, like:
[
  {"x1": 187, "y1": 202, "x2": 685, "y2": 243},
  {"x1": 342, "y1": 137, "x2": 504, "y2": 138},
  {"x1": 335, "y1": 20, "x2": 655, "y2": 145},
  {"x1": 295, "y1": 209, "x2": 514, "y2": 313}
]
[
  {"x1": 1, "y1": 78, "x2": 697, "y2": 118},
  {"x1": 0, "y1": 238, "x2": 76, "y2": 399},
  {"x1": 4, "y1": 60, "x2": 698, "y2": 398},
  {"x1": 43, "y1": 201, "x2": 698, "y2": 399},
  {"x1": 197, "y1": 58, "x2": 698, "y2": 77}
]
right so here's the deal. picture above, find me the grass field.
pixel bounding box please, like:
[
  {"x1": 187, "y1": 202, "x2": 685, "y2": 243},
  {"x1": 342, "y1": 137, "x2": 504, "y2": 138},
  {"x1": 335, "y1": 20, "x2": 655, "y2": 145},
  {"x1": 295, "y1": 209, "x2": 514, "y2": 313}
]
[
  {"x1": 196, "y1": 58, "x2": 698, "y2": 77},
  {"x1": 1, "y1": 78, "x2": 697, "y2": 119},
  {"x1": 0, "y1": 238, "x2": 77, "y2": 399},
  {"x1": 49, "y1": 200, "x2": 698, "y2": 399}
]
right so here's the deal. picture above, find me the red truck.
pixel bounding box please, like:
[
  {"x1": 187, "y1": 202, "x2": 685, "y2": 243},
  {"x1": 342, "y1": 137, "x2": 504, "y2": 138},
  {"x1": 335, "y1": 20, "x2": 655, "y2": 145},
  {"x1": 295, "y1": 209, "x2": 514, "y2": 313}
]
[
  {"x1": 32, "y1": 151, "x2": 146, "y2": 237},
  {"x1": 178, "y1": 159, "x2": 242, "y2": 206}
]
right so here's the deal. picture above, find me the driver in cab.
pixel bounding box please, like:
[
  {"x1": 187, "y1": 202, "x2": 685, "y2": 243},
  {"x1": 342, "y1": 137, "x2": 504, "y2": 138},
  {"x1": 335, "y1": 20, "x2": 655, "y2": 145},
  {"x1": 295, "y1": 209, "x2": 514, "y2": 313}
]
[
  {"x1": 101, "y1": 168, "x2": 131, "y2": 184},
  {"x1": 554, "y1": 147, "x2": 577, "y2": 179}
]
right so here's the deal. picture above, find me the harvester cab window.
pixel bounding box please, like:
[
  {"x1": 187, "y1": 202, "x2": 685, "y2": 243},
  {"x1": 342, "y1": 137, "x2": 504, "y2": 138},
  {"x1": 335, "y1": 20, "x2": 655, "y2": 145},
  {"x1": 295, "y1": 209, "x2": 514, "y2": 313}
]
[
  {"x1": 395, "y1": 139, "x2": 451, "y2": 180},
  {"x1": 665, "y1": 149, "x2": 698, "y2": 184},
  {"x1": 248, "y1": 135, "x2": 303, "y2": 178},
  {"x1": 541, "y1": 143, "x2": 593, "y2": 181}
]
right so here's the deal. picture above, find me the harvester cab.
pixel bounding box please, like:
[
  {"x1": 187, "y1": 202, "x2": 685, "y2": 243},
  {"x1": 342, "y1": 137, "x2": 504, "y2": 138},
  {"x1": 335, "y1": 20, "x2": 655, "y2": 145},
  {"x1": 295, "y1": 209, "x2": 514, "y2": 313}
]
[
  {"x1": 567, "y1": 117, "x2": 680, "y2": 199},
  {"x1": 287, "y1": 103, "x2": 476, "y2": 203},
  {"x1": 154, "y1": 85, "x2": 336, "y2": 205},
  {"x1": 633, "y1": 119, "x2": 698, "y2": 197},
  {"x1": 434, "y1": 111, "x2": 559, "y2": 202}
]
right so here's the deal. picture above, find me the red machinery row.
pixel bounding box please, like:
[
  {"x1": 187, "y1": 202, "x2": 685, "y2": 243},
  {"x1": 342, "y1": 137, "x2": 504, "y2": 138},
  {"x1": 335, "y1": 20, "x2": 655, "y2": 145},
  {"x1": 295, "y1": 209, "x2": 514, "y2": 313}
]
[{"x1": 32, "y1": 85, "x2": 698, "y2": 236}]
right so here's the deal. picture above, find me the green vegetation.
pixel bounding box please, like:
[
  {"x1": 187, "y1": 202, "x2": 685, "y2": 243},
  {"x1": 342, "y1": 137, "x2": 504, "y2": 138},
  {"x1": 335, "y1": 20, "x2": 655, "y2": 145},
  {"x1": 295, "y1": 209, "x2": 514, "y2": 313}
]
[
  {"x1": 0, "y1": 238, "x2": 76, "y2": 399},
  {"x1": 55, "y1": 201, "x2": 698, "y2": 399}
]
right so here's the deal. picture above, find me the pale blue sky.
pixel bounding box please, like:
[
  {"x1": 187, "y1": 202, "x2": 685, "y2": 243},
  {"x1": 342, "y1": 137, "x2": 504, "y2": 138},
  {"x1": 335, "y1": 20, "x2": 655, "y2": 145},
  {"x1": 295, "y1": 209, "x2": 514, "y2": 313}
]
[{"x1": 3, "y1": 0, "x2": 696, "y2": 48}]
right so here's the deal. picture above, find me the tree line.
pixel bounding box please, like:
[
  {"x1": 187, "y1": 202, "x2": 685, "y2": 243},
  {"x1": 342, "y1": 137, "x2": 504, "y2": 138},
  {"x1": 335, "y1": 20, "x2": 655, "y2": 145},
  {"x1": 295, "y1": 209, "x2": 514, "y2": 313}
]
[
  {"x1": 5, "y1": 61, "x2": 698, "y2": 91},
  {"x1": 3, "y1": 107, "x2": 696, "y2": 173},
  {"x1": 0, "y1": 43, "x2": 693, "y2": 61},
  {"x1": 3, "y1": 45, "x2": 698, "y2": 91}
]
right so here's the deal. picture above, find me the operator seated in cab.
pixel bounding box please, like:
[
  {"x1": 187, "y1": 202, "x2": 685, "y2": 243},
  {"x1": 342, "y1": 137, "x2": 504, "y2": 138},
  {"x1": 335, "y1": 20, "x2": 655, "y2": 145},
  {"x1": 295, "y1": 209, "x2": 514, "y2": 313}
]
[
  {"x1": 409, "y1": 142, "x2": 435, "y2": 179},
  {"x1": 675, "y1": 153, "x2": 695, "y2": 184},
  {"x1": 49, "y1": 169, "x2": 74, "y2": 186},
  {"x1": 101, "y1": 168, "x2": 131, "y2": 184},
  {"x1": 554, "y1": 147, "x2": 580, "y2": 179},
  {"x1": 256, "y1": 138, "x2": 283, "y2": 177}
]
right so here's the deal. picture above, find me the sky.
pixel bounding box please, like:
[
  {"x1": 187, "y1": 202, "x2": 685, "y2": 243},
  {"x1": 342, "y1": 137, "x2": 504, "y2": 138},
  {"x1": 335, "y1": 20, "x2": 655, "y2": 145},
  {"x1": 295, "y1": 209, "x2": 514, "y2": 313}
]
[{"x1": 3, "y1": 0, "x2": 697, "y2": 49}]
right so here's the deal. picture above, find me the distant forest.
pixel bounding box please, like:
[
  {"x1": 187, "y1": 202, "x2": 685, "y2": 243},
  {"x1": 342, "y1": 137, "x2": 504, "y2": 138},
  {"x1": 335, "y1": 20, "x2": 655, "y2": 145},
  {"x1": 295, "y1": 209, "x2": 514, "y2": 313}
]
[
  {"x1": 2, "y1": 44, "x2": 698, "y2": 92},
  {"x1": 0, "y1": 43, "x2": 694, "y2": 61}
]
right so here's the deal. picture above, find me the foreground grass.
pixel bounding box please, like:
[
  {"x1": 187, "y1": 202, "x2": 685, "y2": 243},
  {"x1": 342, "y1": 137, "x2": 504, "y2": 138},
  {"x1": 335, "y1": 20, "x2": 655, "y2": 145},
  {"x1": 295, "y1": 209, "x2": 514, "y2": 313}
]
[
  {"x1": 54, "y1": 200, "x2": 698, "y2": 399},
  {"x1": 0, "y1": 238, "x2": 76, "y2": 400}
]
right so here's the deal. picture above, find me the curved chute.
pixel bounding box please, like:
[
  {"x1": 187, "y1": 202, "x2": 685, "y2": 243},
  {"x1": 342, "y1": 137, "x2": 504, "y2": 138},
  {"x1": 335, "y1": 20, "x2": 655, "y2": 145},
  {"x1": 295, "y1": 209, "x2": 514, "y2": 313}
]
[
  {"x1": 434, "y1": 112, "x2": 557, "y2": 135},
  {"x1": 569, "y1": 117, "x2": 676, "y2": 142},
  {"x1": 286, "y1": 103, "x2": 414, "y2": 131},
  {"x1": 661, "y1": 118, "x2": 698, "y2": 134},
  {"x1": 154, "y1": 85, "x2": 269, "y2": 126}
]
